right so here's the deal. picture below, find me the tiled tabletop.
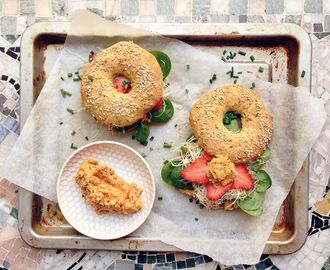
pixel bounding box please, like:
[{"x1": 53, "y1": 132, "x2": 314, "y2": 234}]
[{"x1": 0, "y1": 1, "x2": 330, "y2": 270}]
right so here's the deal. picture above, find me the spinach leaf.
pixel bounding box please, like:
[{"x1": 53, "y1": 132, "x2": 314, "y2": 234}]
[
  {"x1": 254, "y1": 170, "x2": 272, "y2": 192},
  {"x1": 249, "y1": 147, "x2": 271, "y2": 171},
  {"x1": 150, "y1": 99, "x2": 174, "y2": 123},
  {"x1": 223, "y1": 112, "x2": 241, "y2": 133},
  {"x1": 150, "y1": 51, "x2": 172, "y2": 79},
  {"x1": 135, "y1": 122, "x2": 150, "y2": 145},
  {"x1": 161, "y1": 161, "x2": 193, "y2": 190},
  {"x1": 239, "y1": 206, "x2": 263, "y2": 217},
  {"x1": 237, "y1": 191, "x2": 265, "y2": 211}
]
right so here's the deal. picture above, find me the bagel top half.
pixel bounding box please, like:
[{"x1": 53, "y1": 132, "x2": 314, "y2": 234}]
[
  {"x1": 190, "y1": 84, "x2": 273, "y2": 164},
  {"x1": 81, "y1": 41, "x2": 163, "y2": 127}
]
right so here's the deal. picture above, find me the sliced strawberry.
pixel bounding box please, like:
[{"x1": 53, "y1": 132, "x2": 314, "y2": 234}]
[
  {"x1": 203, "y1": 151, "x2": 214, "y2": 161},
  {"x1": 92, "y1": 52, "x2": 97, "y2": 61},
  {"x1": 206, "y1": 182, "x2": 233, "y2": 201},
  {"x1": 232, "y1": 164, "x2": 254, "y2": 190},
  {"x1": 154, "y1": 98, "x2": 164, "y2": 110},
  {"x1": 113, "y1": 76, "x2": 131, "y2": 93},
  {"x1": 181, "y1": 157, "x2": 209, "y2": 184}
]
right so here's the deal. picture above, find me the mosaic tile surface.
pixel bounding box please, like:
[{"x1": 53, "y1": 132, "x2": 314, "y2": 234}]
[{"x1": 0, "y1": 0, "x2": 329, "y2": 269}]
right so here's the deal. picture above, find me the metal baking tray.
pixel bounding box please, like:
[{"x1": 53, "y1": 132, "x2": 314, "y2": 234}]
[{"x1": 18, "y1": 22, "x2": 311, "y2": 254}]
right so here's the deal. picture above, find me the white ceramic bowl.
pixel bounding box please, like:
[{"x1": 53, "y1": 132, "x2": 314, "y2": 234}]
[{"x1": 57, "y1": 141, "x2": 155, "y2": 240}]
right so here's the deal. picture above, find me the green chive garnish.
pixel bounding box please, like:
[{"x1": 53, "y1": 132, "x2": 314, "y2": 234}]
[
  {"x1": 85, "y1": 136, "x2": 89, "y2": 141},
  {"x1": 259, "y1": 67, "x2": 264, "y2": 73},
  {"x1": 60, "y1": 77, "x2": 64, "y2": 81},
  {"x1": 250, "y1": 55, "x2": 255, "y2": 62},
  {"x1": 158, "y1": 196, "x2": 163, "y2": 201},
  {"x1": 67, "y1": 108, "x2": 74, "y2": 115},
  {"x1": 221, "y1": 56, "x2": 226, "y2": 62},
  {"x1": 222, "y1": 50, "x2": 227, "y2": 55},
  {"x1": 250, "y1": 82, "x2": 256, "y2": 89},
  {"x1": 194, "y1": 217, "x2": 199, "y2": 221},
  {"x1": 186, "y1": 64, "x2": 190, "y2": 70},
  {"x1": 140, "y1": 153, "x2": 147, "y2": 158},
  {"x1": 68, "y1": 73, "x2": 72, "y2": 78},
  {"x1": 301, "y1": 70, "x2": 306, "y2": 78},
  {"x1": 71, "y1": 130, "x2": 76, "y2": 136},
  {"x1": 185, "y1": 89, "x2": 189, "y2": 94},
  {"x1": 150, "y1": 136, "x2": 154, "y2": 141},
  {"x1": 70, "y1": 143, "x2": 78, "y2": 150},
  {"x1": 163, "y1": 142, "x2": 172, "y2": 149},
  {"x1": 60, "y1": 89, "x2": 72, "y2": 97},
  {"x1": 234, "y1": 79, "x2": 237, "y2": 84},
  {"x1": 238, "y1": 51, "x2": 246, "y2": 56}
]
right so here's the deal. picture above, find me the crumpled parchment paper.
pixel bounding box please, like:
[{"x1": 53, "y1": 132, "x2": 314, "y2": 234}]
[{"x1": 0, "y1": 11, "x2": 326, "y2": 265}]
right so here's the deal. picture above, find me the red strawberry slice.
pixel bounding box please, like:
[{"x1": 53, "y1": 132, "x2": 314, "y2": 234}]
[
  {"x1": 154, "y1": 98, "x2": 164, "y2": 110},
  {"x1": 181, "y1": 157, "x2": 209, "y2": 184},
  {"x1": 206, "y1": 182, "x2": 233, "y2": 201},
  {"x1": 232, "y1": 164, "x2": 254, "y2": 190},
  {"x1": 203, "y1": 151, "x2": 214, "y2": 161},
  {"x1": 113, "y1": 76, "x2": 131, "y2": 93}
]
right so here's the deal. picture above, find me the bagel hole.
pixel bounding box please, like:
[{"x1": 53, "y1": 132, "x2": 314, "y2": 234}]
[
  {"x1": 113, "y1": 75, "x2": 132, "y2": 94},
  {"x1": 223, "y1": 112, "x2": 242, "y2": 133}
]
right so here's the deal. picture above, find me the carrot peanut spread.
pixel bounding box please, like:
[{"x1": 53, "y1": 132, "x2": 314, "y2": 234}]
[{"x1": 75, "y1": 159, "x2": 143, "y2": 215}]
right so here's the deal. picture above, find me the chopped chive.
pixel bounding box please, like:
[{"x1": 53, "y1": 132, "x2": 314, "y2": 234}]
[
  {"x1": 89, "y1": 51, "x2": 95, "y2": 62},
  {"x1": 73, "y1": 78, "x2": 80, "y2": 82},
  {"x1": 185, "y1": 89, "x2": 189, "y2": 94},
  {"x1": 250, "y1": 82, "x2": 256, "y2": 89},
  {"x1": 60, "y1": 89, "x2": 72, "y2": 97},
  {"x1": 150, "y1": 136, "x2": 154, "y2": 141},
  {"x1": 269, "y1": 50, "x2": 275, "y2": 55},
  {"x1": 70, "y1": 143, "x2": 78, "y2": 150},
  {"x1": 158, "y1": 196, "x2": 163, "y2": 201},
  {"x1": 221, "y1": 56, "x2": 226, "y2": 62},
  {"x1": 199, "y1": 204, "x2": 204, "y2": 209},
  {"x1": 163, "y1": 160, "x2": 169, "y2": 164},
  {"x1": 71, "y1": 130, "x2": 76, "y2": 136},
  {"x1": 189, "y1": 198, "x2": 193, "y2": 203},
  {"x1": 60, "y1": 76, "x2": 64, "y2": 81},
  {"x1": 232, "y1": 75, "x2": 239, "y2": 79},
  {"x1": 301, "y1": 70, "x2": 306, "y2": 78},
  {"x1": 250, "y1": 55, "x2": 255, "y2": 62},
  {"x1": 237, "y1": 71, "x2": 243, "y2": 74},
  {"x1": 194, "y1": 217, "x2": 199, "y2": 221},
  {"x1": 238, "y1": 50, "x2": 246, "y2": 56},
  {"x1": 85, "y1": 136, "x2": 89, "y2": 141},
  {"x1": 149, "y1": 147, "x2": 153, "y2": 151},
  {"x1": 258, "y1": 67, "x2": 264, "y2": 73},
  {"x1": 59, "y1": 122, "x2": 63, "y2": 125},
  {"x1": 174, "y1": 124, "x2": 178, "y2": 127},
  {"x1": 163, "y1": 142, "x2": 172, "y2": 149},
  {"x1": 67, "y1": 108, "x2": 75, "y2": 115},
  {"x1": 186, "y1": 64, "x2": 190, "y2": 70},
  {"x1": 209, "y1": 73, "x2": 217, "y2": 84},
  {"x1": 67, "y1": 73, "x2": 72, "y2": 78},
  {"x1": 140, "y1": 153, "x2": 147, "y2": 158},
  {"x1": 233, "y1": 79, "x2": 237, "y2": 84},
  {"x1": 88, "y1": 75, "x2": 94, "y2": 81},
  {"x1": 247, "y1": 71, "x2": 253, "y2": 74},
  {"x1": 226, "y1": 70, "x2": 232, "y2": 75},
  {"x1": 222, "y1": 50, "x2": 227, "y2": 55},
  {"x1": 75, "y1": 71, "x2": 79, "y2": 75}
]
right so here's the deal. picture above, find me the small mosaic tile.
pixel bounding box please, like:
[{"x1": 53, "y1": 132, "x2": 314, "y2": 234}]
[
  {"x1": 192, "y1": 0, "x2": 211, "y2": 16},
  {"x1": 52, "y1": 0, "x2": 67, "y2": 16},
  {"x1": 247, "y1": 15, "x2": 265, "y2": 23},
  {"x1": 304, "y1": 0, "x2": 323, "y2": 14},
  {"x1": 175, "y1": 16, "x2": 191, "y2": 23},
  {"x1": 265, "y1": 0, "x2": 284, "y2": 14},
  {"x1": 210, "y1": 14, "x2": 229, "y2": 22},
  {"x1": 121, "y1": 0, "x2": 139, "y2": 16},
  {"x1": 285, "y1": 15, "x2": 302, "y2": 25},
  {"x1": 20, "y1": 0, "x2": 35, "y2": 15},
  {"x1": 228, "y1": 0, "x2": 247, "y2": 15},
  {"x1": 157, "y1": 0, "x2": 174, "y2": 16}
]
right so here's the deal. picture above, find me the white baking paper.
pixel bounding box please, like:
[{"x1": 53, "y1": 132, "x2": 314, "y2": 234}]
[{"x1": 1, "y1": 11, "x2": 326, "y2": 265}]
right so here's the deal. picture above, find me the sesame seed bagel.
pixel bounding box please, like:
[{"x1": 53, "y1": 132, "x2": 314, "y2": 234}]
[
  {"x1": 190, "y1": 84, "x2": 273, "y2": 164},
  {"x1": 81, "y1": 41, "x2": 163, "y2": 127}
]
